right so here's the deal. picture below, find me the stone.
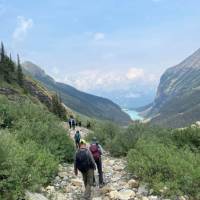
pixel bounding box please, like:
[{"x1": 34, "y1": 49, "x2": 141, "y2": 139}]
[
  {"x1": 140, "y1": 197, "x2": 149, "y2": 200},
  {"x1": 60, "y1": 180, "x2": 67, "y2": 188},
  {"x1": 25, "y1": 191, "x2": 48, "y2": 200},
  {"x1": 137, "y1": 185, "x2": 149, "y2": 196},
  {"x1": 113, "y1": 165, "x2": 124, "y2": 172},
  {"x1": 128, "y1": 179, "x2": 139, "y2": 188},
  {"x1": 58, "y1": 171, "x2": 68, "y2": 178},
  {"x1": 148, "y1": 195, "x2": 159, "y2": 200},
  {"x1": 101, "y1": 185, "x2": 115, "y2": 194},
  {"x1": 109, "y1": 190, "x2": 120, "y2": 199},
  {"x1": 46, "y1": 185, "x2": 55, "y2": 193},
  {"x1": 118, "y1": 189, "x2": 135, "y2": 200},
  {"x1": 71, "y1": 178, "x2": 83, "y2": 187}
]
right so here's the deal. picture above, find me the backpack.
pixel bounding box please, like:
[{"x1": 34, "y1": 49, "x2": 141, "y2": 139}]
[
  {"x1": 75, "y1": 132, "x2": 80, "y2": 143},
  {"x1": 76, "y1": 149, "x2": 91, "y2": 173},
  {"x1": 90, "y1": 144, "x2": 101, "y2": 161}
]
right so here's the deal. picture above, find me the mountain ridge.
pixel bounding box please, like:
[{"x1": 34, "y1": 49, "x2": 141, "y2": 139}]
[
  {"x1": 143, "y1": 48, "x2": 200, "y2": 128},
  {"x1": 22, "y1": 61, "x2": 131, "y2": 125}
]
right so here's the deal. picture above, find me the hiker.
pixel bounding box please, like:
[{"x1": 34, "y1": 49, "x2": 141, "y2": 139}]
[
  {"x1": 72, "y1": 118, "x2": 76, "y2": 130},
  {"x1": 89, "y1": 137, "x2": 104, "y2": 187},
  {"x1": 68, "y1": 117, "x2": 72, "y2": 129},
  {"x1": 74, "y1": 139, "x2": 96, "y2": 200},
  {"x1": 74, "y1": 130, "x2": 81, "y2": 149}
]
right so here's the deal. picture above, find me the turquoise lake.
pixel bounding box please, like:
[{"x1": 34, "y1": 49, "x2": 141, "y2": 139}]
[{"x1": 122, "y1": 109, "x2": 143, "y2": 120}]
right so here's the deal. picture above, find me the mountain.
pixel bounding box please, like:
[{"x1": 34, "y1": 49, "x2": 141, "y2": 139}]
[
  {"x1": 143, "y1": 48, "x2": 200, "y2": 128},
  {"x1": 92, "y1": 88, "x2": 155, "y2": 109},
  {"x1": 22, "y1": 61, "x2": 131, "y2": 125}
]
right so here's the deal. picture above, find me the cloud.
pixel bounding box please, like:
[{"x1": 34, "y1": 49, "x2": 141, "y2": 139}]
[
  {"x1": 93, "y1": 32, "x2": 105, "y2": 41},
  {"x1": 126, "y1": 68, "x2": 144, "y2": 80},
  {"x1": 12, "y1": 16, "x2": 33, "y2": 41},
  {"x1": 63, "y1": 68, "x2": 158, "y2": 92}
]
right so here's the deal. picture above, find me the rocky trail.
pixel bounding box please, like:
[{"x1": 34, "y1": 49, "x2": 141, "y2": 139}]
[{"x1": 26, "y1": 126, "x2": 170, "y2": 200}]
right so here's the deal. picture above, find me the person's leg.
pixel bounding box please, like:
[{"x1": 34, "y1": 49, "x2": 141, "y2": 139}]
[
  {"x1": 93, "y1": 170, "x2": 96, "y2": 186},
  {"x1": 96, "y1": 158, "x2": 104, "y2": 185},
  {"x1": 84, "y1": 170, "x2": 93, "y2": 199},
  {"x1": 82, "y1": 172, "x2": 87, "y2": 187}
]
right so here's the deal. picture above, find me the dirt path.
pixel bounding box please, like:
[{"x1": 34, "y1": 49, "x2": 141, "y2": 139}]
[{"x1": 43, "y1": 126, "x2": 161, "y2": 200}]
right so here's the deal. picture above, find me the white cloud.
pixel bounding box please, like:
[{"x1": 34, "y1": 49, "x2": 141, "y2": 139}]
[
  {"x1": 126, "y1": 68, "x2": 144, "y2": 80},
  {"x1": 12, "y1": 16, "x2": 33, "y2": 41},
  {"x1": 63, "y1": 68, "x2": 158, "y2": 92},
  {"x1": 93, "y1": 32, "x2": 105, "y2": 41}
]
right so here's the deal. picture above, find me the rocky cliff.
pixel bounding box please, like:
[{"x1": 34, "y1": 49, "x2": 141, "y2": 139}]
[{"x1": 144, "y1": 48, "x2": 200, "y2": 128}]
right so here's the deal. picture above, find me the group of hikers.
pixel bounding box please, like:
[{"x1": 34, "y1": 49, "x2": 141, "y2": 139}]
[
  {"x1": 68, "y1": 117, "x2": 81, "y2": 130},
  {"x1": 74, "y1": 130, "x2": 104, "y2": 200}
]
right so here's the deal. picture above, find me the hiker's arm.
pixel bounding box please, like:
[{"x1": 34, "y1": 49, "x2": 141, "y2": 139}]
[
  {"x1": 88, "y1": 150, "x2": 96, "y2": 170},
  {"x1": 74, "y1": 153, "x2": 78, "y2": 175}
]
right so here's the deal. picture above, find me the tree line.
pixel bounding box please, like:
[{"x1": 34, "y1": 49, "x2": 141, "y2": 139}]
[
  {"x1": 0, "y1": 42, "x2": 67, "y2": 120},
  {"x1": 0, "y1": 42, "x2": 24, "y2": 86}
]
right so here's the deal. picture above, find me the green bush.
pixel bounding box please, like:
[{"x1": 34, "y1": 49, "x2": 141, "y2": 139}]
[
  {"x1": 171, "y1": 127, "x2": 200, "y2": 152},
  {"x1": 86, "y1": 121, "x2": 121, "y2": 146},
  {"x1": 127, "y1": 137, "x2": 200, "y2": 199},
  {"x1": 0, "y1": 96, "x2": 75, "y2": 199},
  {"x1": 0, "y1": 97, "x2": 75, "y2": 162},
  {"x1": 0, "y1": 132, "x2": 58, "y2": 199}
]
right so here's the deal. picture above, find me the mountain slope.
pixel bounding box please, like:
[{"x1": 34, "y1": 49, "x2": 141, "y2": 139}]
[
  {"x1": 144, "y1": 48, "x2": 200, "y2": 128},
  {"x1": 22, "y1": 61, "x2": 131, "y2": 125}
]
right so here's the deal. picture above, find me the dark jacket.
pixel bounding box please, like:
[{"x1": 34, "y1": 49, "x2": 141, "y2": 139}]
[{"x1": 74, "y1": 147, "x2": 96, "y2": 173}]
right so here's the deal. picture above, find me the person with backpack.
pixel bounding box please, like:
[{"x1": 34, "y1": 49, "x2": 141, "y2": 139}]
[
  {"x1": 89, "y1": 137, "x2": 104, "y2": 188},
  {"x1": 74, "y1": 130, "x2": 81, "y2": 149},
  {"x1": 72, "y1": 118, "x2": 76, "y2": 130},
  {"x1": 74, "y1": 139, "x2": 96, "y2": 200}
]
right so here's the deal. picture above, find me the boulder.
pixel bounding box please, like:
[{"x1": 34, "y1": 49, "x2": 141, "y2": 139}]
[
  {"x1": 118, "y1": 189, "x2": 135, "y2": 200},
  {"x1": 46, "y1": 185, "x2": 55, "y2": 193},
  {"x1": 71, "y1": 178, "x2": 83, "y2": 187},
  {"x1": 25, "y1": 191, "x2": 48, "y2": 200},
  {"x1": 128, "y1": 179, "x2": 139, "y2": 188},
  {"x1": 58, "y1": 171, "x2": 68, "y2": 178},
  {"x1": 109, "y1": 190, "x2": 120, "y2": 199},
  {"x1": 101, "y1": 185, "x2": 115, "y2": 194}
]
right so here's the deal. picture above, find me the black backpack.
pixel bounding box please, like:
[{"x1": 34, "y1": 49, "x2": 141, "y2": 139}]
[{"x1": 76, "y1": 149, "x2": 91, "y2": 173}]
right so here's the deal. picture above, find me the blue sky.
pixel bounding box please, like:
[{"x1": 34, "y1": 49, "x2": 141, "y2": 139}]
[{"x1": 1, "y1": 0, "x2": 200, "y2": 94}]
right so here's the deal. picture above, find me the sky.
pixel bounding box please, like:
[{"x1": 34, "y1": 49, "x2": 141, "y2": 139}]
[{"x1": 1, "y1": 0, "x2": 200, "y2": 97}]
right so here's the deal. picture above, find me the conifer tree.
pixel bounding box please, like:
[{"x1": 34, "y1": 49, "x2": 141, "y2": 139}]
[
  {"x1": 0, "y1": 42, "x2": 5, "y2": 77},
  {"x1": 17, "y1": 54, "x2": 24, "y2": 86},
  {"x1": 52, "y1": 94, "x2": 67, "y2": 120},
  {"x1": 0, "y1": 42, "x2": 5, "y2": 62}
]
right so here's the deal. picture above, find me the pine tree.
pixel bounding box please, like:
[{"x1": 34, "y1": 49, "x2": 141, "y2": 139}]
[
  {"x1": 52, "y1": 94, "x2": 67, "y2": 120},
  {"x1": 17, "y1": 54, "x2": 24, "y2": 86},
  {"x1": 0, "y1": 42, "x2": 5, "y2": 62},
  {"x1": 0, "y1": 42, "x2": 5, "y2": 77}
]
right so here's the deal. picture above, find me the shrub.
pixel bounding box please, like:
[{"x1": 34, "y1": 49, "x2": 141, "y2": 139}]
[
  {"x1": 127, "y1": 137, "x2": 200, "y2": 199},
  {"x1": 86, "y1": 121, "x2": 121, "y2": 146},
  {"x1": 171, "y1": 127, "x2": 200, "y2": 152},
  {"x1": 0, "y1": 96, "x2": 75, "y2": 198},
  {"x1": 0, "y1": 132, "x2": 58, "y2": 199}
]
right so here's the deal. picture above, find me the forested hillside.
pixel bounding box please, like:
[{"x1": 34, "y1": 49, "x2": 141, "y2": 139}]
[
  {"x1": 0, "y1": 43, "x2": 75, "y2": 199},
  {"x1": 22, "y1": 61, "x2": 131, "y2": 125}
]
